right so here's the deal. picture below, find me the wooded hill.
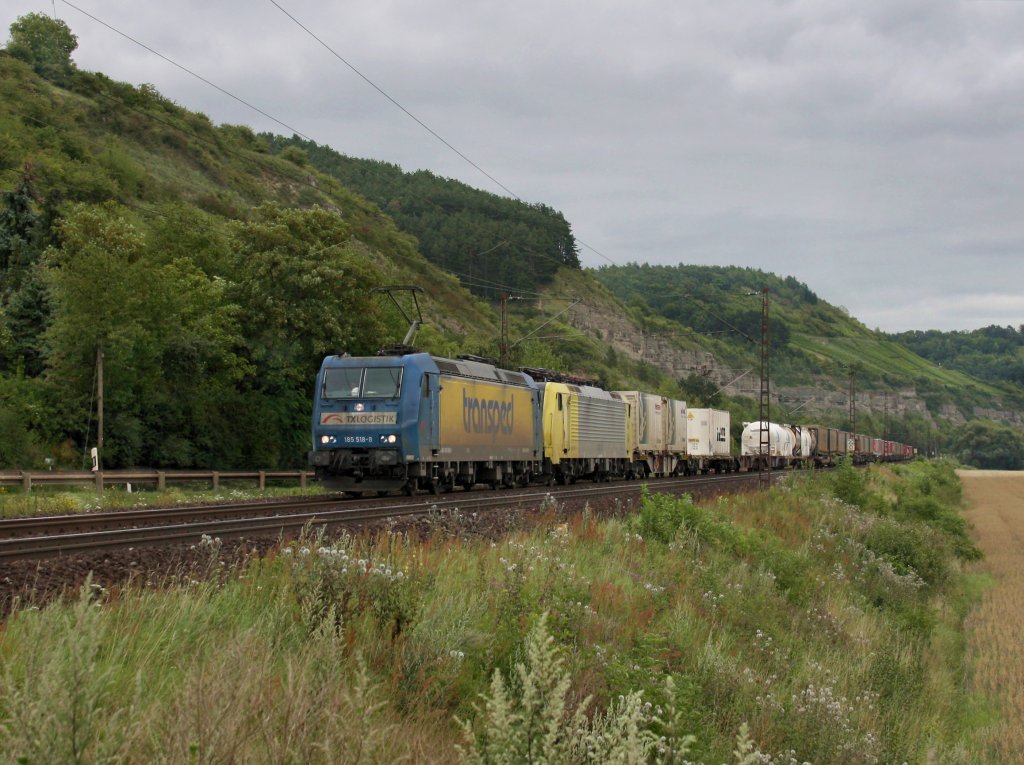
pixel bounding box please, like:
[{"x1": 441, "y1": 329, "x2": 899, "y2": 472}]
[
  {"x1": 592, "y1": 263, "x2": 1022, "y2": 400},
  {"x1": 262, "y1": 135, "x2": 580, "y2": 298},
  {"x1": 2, "y1": 13, "x2": 1022, "y2": 471},
  {"x1": 890, "y1": 325, "x2": 1024, "y2": 389}
]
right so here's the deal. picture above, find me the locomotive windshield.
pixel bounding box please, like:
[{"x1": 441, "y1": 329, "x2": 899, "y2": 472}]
[{"x1": 323, "y1": 367, "x2": 403, "y2": 399}]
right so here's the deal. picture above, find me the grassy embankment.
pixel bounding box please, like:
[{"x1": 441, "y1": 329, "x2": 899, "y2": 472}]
[
  {"x1": 0, "y1": 483, "x2": 326, "y2": 518},
  {"x1": 0, "y1": 461, "x2": 982, "y2": 763}
]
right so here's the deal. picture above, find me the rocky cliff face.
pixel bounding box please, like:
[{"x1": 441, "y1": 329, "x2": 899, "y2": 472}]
[{"x1": 567, "y1": 299, "x2": 1017, "y2": 427}]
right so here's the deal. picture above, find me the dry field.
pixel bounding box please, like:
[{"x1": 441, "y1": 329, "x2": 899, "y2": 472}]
[{"x1": 961, "y1": 470, "x2": 1024, "y2": 761}]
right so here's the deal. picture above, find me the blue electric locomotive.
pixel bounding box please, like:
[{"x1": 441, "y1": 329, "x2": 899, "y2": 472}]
[{"x1": 308, "y1": 352, "x2": 544, "y2": 495}]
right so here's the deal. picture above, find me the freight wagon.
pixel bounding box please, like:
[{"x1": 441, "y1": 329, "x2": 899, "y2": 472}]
[
  {"x1": 685, "y1": 408, "x2": 735, "y2": 474},
  {"x1": 610, "y1": 392, "x2": 697, "y2": 476}
]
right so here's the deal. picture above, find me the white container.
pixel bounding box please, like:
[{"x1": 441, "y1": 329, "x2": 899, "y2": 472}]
[
  {"x1": 615, "y1": 391, "x2": 667, "y2": 452},
  {"x1": 665, "y1": 399, "x2": 688, "y2": 454},
  {"x1": 687, "y1": 408, "x2": 731, "y2": 457}
]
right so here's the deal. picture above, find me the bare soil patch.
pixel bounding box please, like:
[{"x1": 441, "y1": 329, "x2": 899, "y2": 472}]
[{"x1": 960, "y1": 469, "x2": 1024, "y2": 761}]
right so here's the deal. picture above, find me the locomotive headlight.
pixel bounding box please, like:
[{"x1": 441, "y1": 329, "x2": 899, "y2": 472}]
[
  {"x1": 321, "y1": 435, "x2": 331, "y2": 444},
  {"x1": 380, "y1": 434, "x2": 397, "y2": 444}
]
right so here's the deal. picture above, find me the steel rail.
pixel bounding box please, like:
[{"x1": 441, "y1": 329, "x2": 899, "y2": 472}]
[
  {"x1": 0, "y1": 493, "x2": 348, "y2": 538},
  {"x1": 0, "y1": 472, "x2": 777, "y2": 562}
]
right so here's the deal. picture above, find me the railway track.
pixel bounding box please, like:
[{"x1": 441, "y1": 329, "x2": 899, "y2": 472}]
[{"x1": 0, "y1": 471, "x2": 777, "y2": 562}]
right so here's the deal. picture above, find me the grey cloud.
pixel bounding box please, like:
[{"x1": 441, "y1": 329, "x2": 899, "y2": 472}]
[{"x1": 4, "y1": 0, "x2": 1024, "y2": 332}]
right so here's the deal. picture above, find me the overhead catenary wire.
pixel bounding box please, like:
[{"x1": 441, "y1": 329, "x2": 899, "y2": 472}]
[
  {"x1": 266, "y1": 0, "x2": 521, "y2": 201},
  {"x1": 265, "y1": 0, "x2": 618, "y2": 267},
  {"x1": 49, "y1": 1, "x2": 620, "y2": 274}
]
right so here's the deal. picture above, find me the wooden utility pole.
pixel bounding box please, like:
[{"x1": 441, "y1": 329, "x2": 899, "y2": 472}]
[{"x1": 96, "y1": 341, "x2": 104, "y2": 472}]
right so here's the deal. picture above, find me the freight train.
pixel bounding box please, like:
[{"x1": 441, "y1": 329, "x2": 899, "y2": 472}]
[
  {"x1": 307, "y1": 351, "x2": 915, "y2": 495},
  {"x1": 739, "y1": 422, "x2": 916, "y2": 470}
]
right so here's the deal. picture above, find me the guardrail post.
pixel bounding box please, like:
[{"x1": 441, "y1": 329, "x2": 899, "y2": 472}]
[
  {"x1": 157, "y1": 471, "x2": 166, "y2": 491},
  {"x1": 212, "y1": 471, "x2": 219, "y2": 491},
  {"x1": 258, "y1": 470, "x2": 266, "y2": 490},
  {"x1": 299, "y1": 471, "x2": 307, "y2": 489},
  {"x1": 95, "y1": 471, "x2": 103, "y2": 494},
  {"x1": 21, "y1": 472, "x2": 31, "y2": 493}
]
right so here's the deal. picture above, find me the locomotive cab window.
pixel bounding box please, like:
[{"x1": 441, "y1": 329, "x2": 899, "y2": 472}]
[
  {"x1": 323, "y1": 368, "x2": 363, "y2": 399},
  {"x1": 322, "y1": 367, "x2": 403, "y2": 399},
  {"x1": 362, "y1": 367, "x2": 403, "y2": 398}
]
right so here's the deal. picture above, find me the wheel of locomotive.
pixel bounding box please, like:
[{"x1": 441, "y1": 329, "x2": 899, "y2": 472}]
[
  {"x1": 402, "y1": 479, "x2": 417, "y2": 496},
  {"x1": 376, "y1": 490, "x2": 389, "y2": 497},
  {"x1": 428, "y1": 480, "x2": 440, "y2": 495},
  {"x1": 345, "y1": 491, "x2": 363, "y2": 499},
  {"x1": 461, "y1": 480, "x2": 475, "y2": 492}
]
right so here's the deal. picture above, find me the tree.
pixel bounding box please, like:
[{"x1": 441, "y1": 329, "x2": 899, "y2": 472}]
[
  {"x1": 5, "y1": 13, "x2": 78, "y2": 83},
  {"x1": 951, "y1": 420, "x2": 1024, "y2": 470},
  {"x1": 43, "y1": 203, "x2": 244, "y2": 467},
  {"x1": 227, "y1": 203, "x2": 392, "y2": 381},
  {"x1": 0, "y1": 169, "x2": 41, "y2": 286},
  {"x1": 225, "y1": 204, "x2": 395, "y2": 464}
]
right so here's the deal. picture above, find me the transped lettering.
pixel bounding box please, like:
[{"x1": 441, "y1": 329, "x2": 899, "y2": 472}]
[{"x1": 462, "y1": 389, "x2": 515, "y2": 440}]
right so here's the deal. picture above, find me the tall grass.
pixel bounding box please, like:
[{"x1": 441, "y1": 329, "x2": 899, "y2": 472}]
[{"x1": 0, "y1": 462, "x2": 981, "y2": 762}]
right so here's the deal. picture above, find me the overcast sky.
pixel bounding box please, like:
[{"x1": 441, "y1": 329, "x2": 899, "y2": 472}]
[{"x1": 6, "y1": 0, "x2": 1024, "y2": 332}]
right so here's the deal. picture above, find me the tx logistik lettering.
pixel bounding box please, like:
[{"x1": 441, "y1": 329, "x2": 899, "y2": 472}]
[{"x1": 462, "y1": 389, "x2": 515, "y2": 439}]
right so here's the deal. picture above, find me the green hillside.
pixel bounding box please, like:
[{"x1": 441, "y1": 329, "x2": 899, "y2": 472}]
[
  {"x1": 889, "y1": 325, "x2": 1024, "y2": 387},
  {"x1": 262, "y1": 134, "x2": 580, "y2": 297},
  {"x1": 592, "y1": 263, "x2": 1015, "y2": 397}
]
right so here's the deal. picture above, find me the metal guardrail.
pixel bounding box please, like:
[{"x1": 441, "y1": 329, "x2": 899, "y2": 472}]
[{"x1": 0, "y1": 469, "x2": 315, "y2": 493}]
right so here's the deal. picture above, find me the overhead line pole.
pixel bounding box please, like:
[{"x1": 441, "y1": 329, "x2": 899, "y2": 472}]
[
  {"x1": 757, "y1": 288, "x2": 770, "y2": 490},
  {"x1": 499, "y1": 292, "x2": 510, "y2": 368},
  {"x1": 849, "y1": 369, "x2": 856, "y2": 442}
]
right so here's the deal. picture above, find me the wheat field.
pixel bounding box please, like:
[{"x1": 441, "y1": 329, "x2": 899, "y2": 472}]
[{"x1": 961, "y1": 470, "x2": 1024, "y2": 761}]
